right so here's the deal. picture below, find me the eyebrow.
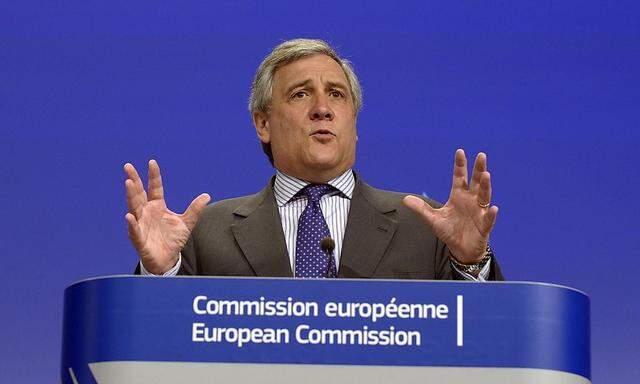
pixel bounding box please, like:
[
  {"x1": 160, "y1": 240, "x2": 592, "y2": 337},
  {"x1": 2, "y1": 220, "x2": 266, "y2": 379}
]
[
  {"x1": 284, "y1": 79, "x2": 313, "y2": 96},
  {"x1": 325, "y1": 80, "x2": 348, "y2": 92}
]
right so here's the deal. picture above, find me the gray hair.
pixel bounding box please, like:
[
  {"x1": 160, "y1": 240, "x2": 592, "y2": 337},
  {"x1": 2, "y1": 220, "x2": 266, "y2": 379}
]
[
  {"x1": 249, "y1": 39, "x2": 363, "y2": 165},
  {"x1": 249, "y1": 38, "x2": 363, "y2": 114}
]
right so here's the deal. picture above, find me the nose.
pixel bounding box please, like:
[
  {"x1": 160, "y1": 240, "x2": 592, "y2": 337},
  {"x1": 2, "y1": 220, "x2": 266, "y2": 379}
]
[{"x1": 309, "y1": 95, "x2": 334, "y2": 121}]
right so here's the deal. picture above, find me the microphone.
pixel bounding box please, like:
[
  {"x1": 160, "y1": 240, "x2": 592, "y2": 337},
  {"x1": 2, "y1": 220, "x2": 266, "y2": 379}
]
[{"x1": 320, "y1": 237, "x2": 336, "y2": 278}]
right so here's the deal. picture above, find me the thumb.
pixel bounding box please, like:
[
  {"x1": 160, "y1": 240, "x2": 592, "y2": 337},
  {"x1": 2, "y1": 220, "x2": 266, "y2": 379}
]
[
  {"x1": 403, "y1": 195, "x2": 438, "y2": 228},
  {"x1": 182, "y1": 193, "x2": 211, "y2": 230}
]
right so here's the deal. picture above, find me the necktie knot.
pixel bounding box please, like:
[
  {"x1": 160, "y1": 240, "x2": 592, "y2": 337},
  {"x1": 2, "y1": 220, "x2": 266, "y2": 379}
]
[{"x1": 302, "y1": 184, "x2": 333, "y2": 203}]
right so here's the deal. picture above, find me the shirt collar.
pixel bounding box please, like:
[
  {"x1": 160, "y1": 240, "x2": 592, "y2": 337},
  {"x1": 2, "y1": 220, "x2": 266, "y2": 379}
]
[{"x1": 273, "y1": 169, "x2": 355, "y2": 207}]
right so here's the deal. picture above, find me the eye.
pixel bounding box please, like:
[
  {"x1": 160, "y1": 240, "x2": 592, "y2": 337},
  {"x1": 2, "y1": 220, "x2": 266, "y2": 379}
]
[
  {"x1": 330, "y1": 90, "x2": 345, "y2": 98},
  {"x1": 292, "y1": 91, "x2": 307, "y2": 99}
]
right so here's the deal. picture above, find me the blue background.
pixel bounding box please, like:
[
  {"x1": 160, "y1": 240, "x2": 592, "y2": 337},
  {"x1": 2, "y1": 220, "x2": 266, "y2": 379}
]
[{"x1": 1, "y1": 1, "x2": 638, "y2": 382}]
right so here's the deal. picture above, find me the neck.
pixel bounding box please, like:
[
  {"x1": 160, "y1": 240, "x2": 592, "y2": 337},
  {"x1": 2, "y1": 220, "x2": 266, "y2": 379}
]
[{"x1": 276, "y1": 165, "x2": 351, "y2": 183}]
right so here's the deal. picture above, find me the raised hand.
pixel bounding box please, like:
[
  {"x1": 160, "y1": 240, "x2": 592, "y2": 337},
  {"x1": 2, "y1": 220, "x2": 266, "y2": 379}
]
[
  {"x1": 403, "y1": 149, "x2": 498, "y2": 264},
  {"x1": 124, "y1": 160, "x2": 210, "y2": 274}
]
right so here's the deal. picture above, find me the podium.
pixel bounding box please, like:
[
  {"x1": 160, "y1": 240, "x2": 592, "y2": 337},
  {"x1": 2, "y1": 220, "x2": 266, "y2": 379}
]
[{"x1": 61, "y1": 276, "x2": 590, "y2": 383}]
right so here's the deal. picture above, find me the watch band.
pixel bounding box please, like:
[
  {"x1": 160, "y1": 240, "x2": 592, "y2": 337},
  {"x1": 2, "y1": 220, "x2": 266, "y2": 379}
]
[{"x1": 450, "y1": 245, "x2": 493, "y2": 274}]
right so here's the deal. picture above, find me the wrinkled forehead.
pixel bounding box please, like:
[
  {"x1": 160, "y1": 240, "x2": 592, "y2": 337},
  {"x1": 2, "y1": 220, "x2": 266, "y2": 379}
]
[{"x1": 273, "y1": 54, "x2": 349, "y2": 91}]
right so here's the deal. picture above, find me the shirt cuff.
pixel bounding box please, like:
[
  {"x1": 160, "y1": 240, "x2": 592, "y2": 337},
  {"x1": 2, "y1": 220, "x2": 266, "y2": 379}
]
[
  {"x1": 139, "y1": 254, "x2": 182, "y2": 276},
  {"x1": 450, "y1": 258, "x2": 492, "y2": 281}
]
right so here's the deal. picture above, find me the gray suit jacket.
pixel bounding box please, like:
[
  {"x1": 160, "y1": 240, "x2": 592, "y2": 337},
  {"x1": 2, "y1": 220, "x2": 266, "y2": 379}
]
[{"x1": 175, "y1": 175, "x2": 504, "y2": 280}]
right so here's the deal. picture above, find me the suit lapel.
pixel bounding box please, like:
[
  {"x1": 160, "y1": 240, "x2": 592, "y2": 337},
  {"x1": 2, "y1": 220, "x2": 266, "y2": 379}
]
[
  {"x1": 231, "y1": 181, "x2": 293, "y2": 277},
  {"x1": 339, "y1": 178, "x2": 398, "y2": 278}
]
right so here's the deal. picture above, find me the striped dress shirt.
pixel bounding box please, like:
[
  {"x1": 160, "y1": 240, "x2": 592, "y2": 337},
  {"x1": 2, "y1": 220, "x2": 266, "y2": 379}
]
[{"x1": 273, "y1": 169, "x2": 355, "y2": 275}]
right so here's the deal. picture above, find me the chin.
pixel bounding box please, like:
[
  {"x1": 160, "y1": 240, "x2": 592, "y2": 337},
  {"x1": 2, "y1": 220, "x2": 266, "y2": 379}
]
[{"x1": 306, "y1": 151, "x2": 340, "y2": 169}]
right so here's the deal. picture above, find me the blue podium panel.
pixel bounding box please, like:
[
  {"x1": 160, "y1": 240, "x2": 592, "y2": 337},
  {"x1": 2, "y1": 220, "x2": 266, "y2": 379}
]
[{"x1": 61, "y1": 276, "x2": 590, "y2": 384}]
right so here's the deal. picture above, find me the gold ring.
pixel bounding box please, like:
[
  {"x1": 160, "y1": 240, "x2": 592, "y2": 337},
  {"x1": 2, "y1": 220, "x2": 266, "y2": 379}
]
[{"x1": 477, "y1": 200, "x2": 490, "y2": 209}]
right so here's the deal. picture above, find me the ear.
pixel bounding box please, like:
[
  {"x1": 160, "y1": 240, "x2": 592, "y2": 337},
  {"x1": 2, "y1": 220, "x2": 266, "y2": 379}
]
[{"x1": 253, "y1": 111, "x2": 270, "y2": 144}]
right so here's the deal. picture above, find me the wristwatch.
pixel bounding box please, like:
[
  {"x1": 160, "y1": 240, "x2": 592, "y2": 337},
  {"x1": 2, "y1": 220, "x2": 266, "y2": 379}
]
[{"x1": 450, "y1": 245, "x2": 493, "y2": 274}]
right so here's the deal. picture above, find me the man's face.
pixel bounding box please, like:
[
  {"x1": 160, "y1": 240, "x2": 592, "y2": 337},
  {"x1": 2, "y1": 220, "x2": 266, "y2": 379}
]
[{"x1": 254, "y1": 54, "x2": 357, "y2": 182}]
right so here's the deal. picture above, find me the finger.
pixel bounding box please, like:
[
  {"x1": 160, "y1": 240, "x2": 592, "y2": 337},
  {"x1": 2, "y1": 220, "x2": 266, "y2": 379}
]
[
  {"x1": 125, "y1": 212, "x2": 144, "y2": 249},
  {"x1": 124, "y1": 163, "x2": 146, "y2": 196},
  {"x1": 402, "y1": 195, "x2": 438, "y2": 229},
  {"x1": 124, "y1": 162, "x2": 141, "y2": 181},
  {"x1": 469, "y1": 152, "x2": 487, "y2": 194},
  {"x1": 481, "y1": 205, "x2": 499, "y2": 236},
  {"x1": 182, "y1": 193, "x2": 211, "y2": 230},
  {"x1": 477, "y1": 171, "x2": 492, "y2": 207},
  {"x1": 147, "y1": 159, "x2": 165, "y2": 201},
  {"x1": 125, "y1": 178, "x2": 146, "y2": 218},
  {"x1": 452, "y1": 149, "x2": 469, "y2": 190}
]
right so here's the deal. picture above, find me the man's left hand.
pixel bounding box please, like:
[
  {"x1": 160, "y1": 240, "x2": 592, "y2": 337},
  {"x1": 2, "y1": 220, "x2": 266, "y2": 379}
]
[{"x1": 403, "y1": 149, "x2": 498, "y2": 264}]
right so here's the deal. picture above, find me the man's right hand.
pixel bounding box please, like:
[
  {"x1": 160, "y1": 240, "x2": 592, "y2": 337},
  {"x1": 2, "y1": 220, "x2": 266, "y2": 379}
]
[{"x1": 124, "y1": 159, "x2": 210, "y2": 275}]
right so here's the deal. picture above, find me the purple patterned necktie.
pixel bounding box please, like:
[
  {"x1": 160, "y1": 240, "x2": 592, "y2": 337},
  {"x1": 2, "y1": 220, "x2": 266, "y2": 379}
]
[{"x1": 294, "y1": 184, "x2": 337, "y2": 278}]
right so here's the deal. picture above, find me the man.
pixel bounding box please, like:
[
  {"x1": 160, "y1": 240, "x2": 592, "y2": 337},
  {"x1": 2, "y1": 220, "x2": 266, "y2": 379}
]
[{"x1": 124, "y1": 39, "x2": 503, "y2": 281}]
